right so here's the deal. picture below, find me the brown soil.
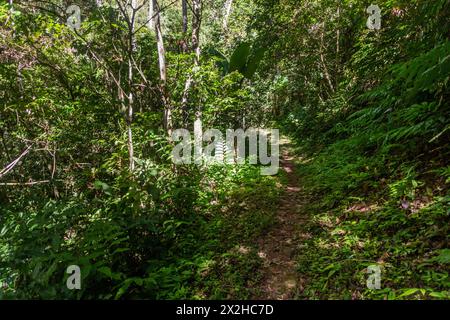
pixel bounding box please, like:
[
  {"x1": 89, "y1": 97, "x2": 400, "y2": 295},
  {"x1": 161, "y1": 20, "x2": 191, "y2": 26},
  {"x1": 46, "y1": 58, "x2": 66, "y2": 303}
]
[{"x1": 253, "y1": 139, "x2": 308, "y2": 300}]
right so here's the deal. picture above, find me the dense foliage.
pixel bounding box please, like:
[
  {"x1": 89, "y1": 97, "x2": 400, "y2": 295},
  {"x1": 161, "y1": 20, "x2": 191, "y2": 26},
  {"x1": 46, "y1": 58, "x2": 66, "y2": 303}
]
[
  {"x1": 0, "y1": 0, "x2": 448, "y2": 300},
  {"x1": 252, "y1": 0, "x2": 449, "y2": 299}
]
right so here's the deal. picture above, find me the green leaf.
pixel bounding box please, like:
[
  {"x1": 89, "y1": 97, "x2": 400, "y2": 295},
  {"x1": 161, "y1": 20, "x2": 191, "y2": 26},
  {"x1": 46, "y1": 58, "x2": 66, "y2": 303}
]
[
  {"x1": 229, "y1": 42, "x2": 251, "y2": 74},
  {"x1": 243, "y1": 47, "x2": 265, "y2": 79},
  {"x1": 398, "y1": 288, "x2": 420, "y2": 298},
  {"x1": 429, "y1": 291, "x2": 450, "y2": 299},
  {"x1": 431, "y1": 249, "x2": 450, "y2": 264},
  {"x1": 93, "y1": 180, "x2": 112, "y2": 195}
]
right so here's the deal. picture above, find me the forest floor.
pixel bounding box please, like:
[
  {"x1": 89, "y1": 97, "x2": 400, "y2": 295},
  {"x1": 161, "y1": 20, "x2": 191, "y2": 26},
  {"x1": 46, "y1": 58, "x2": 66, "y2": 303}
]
[{"x1": 253, "y1": 138, "x2": 309, "y2": 299}]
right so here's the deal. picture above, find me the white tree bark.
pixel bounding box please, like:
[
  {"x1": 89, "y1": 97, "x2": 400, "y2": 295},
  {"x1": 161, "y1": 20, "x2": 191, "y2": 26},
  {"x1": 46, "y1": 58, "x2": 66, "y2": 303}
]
[
  {"x1": 127, "y1": 0, "x2": 138, "y2": 172},
  {"x1": 148, "y1": 0, "x2": 154, "y2": 30},
  {"x1": 319, "y1": 23, "x2": 334, "y2": 93},
  {"x1": 222, "y1": 0, "x2": 233, "y2": 30},
  {"x1": 181, "y1": 0, "x2": 202, "y2": 123},
  {"x1": 153, "y1": 0, "x2": 172, "y2": 134}
]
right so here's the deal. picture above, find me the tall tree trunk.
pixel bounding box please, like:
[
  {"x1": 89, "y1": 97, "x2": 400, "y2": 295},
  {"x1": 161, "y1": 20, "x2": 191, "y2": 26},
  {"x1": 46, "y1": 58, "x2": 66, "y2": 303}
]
[
  {"x1": 8, "y1": 0, "x2": 13, "y2": 23},
  {"x1": 127, "y1": 0, "x2": 138, "y2": 172},
  {"x1": 336, "y1": 2, "x2": 340, "y2": 86},
  {"x1": 153, "y1": 0, "x2": 172, "y2": 135},
  {"x1": 180, "y1": 0, "x2": 188, "y2": 52},
  {"x1": 181, "y1": 0, "x2": 202, "y2": 123},
  {"x1": 319, "y1": 23, "x2": 334, "y2": 93},
  {"x1": 148, "y1": 0, "x2": 154, "y2": 29},
  {"x1": 191, "y1": 0, "x2": 202, "y2": 64},
  {"x1": 182, "y1": 0, "x2": 188, "y2": 34},
  {"x1": 222, "y1": 0, "x2": 233, "y2": 30},
  {"x1": 127, "y1": 54, "x2": 135, "y2": 172},
  {"x1": 9, "y1": 0, "x2": 23, "y2": 98}
]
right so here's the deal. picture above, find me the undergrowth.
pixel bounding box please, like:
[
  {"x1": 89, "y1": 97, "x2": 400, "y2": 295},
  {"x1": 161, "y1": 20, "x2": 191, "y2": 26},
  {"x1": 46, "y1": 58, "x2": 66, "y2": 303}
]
[{"x1": 0, "y1": 164, "x2": 280, "y2": 299}]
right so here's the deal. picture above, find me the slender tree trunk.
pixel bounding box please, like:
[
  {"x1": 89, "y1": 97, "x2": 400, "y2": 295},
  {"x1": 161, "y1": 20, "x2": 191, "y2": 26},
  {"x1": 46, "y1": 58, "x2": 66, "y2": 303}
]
[
  {"x1": 222, "y1": 0, "x2": 233, "y2": 30},
  {"x1": 182, "y1": 0, "x2": 188, "y2": 34},
  {"x1": 8, "y1": 0, "x2": 13, "y2": 22},
  {"x1": 9, "y1": 0, "x2": 23, "y2": 98},
  {"x1": 319, "y1": 23, "x2": 334, "y2": 93},
  {"x1": 148, "y1": 0, "x2": 154, "y2": 29},
  {"x1": 127, "y1": 55, "x2": 135, "y2": 172},
  {"x1": 181, "y1": 0, "x2": 202, "y2": 123},
  {"x1": 336, "y1": 3, "x2": 340, "y2": 86},
  {"x1": 180, "y1": 0, "x2": 188, "y2": 52},
  {"x1": 153, "y1": 0, "x2": 172, "y2": 135},
  {"x1": 191, "y1": 0, "x2": 202, "y2": 64},
  {"x1": 127, "y1": 0, "x2": 138, "y2": 172}
]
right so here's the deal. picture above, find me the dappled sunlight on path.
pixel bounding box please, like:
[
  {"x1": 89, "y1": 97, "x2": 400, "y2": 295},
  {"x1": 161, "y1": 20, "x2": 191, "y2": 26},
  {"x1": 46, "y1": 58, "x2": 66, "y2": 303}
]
[{"x1": 253, "y1": 138, "x2": 308, "y2": 300}]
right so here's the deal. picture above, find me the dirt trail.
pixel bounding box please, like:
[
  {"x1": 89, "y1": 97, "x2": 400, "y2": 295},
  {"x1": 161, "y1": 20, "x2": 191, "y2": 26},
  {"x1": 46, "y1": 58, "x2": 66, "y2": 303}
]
[{"x1": 253, "y1": 138, "x2": 307, "y2": 300}]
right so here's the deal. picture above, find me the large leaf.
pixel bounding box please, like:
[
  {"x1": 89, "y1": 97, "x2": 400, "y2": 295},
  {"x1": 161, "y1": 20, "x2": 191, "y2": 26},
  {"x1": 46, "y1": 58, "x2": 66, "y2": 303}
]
[
  {"x1": 207, "y1": 48, "x2": 229, "y2": 75},
  {"x1": 229, "y1": 42, "x2": 251, "y2": 74},
  {"x1": 243, "y1": 47, "x2": 265, "y2": 79}
]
